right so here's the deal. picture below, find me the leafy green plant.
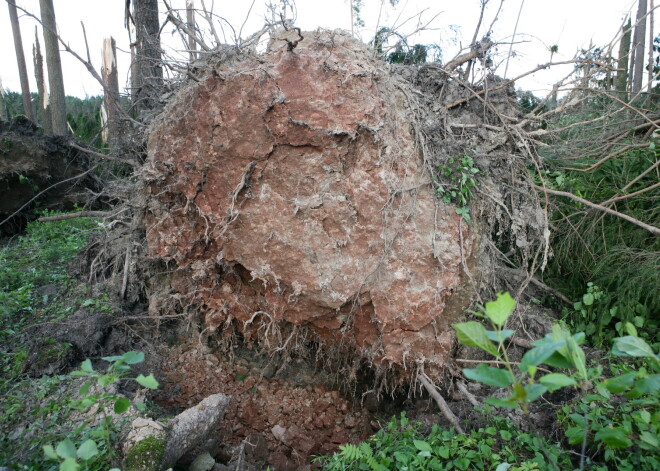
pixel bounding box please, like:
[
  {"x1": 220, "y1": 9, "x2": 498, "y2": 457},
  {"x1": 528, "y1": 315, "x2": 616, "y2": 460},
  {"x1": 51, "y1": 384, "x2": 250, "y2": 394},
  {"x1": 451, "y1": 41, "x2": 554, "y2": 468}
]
[
  {"x1": 454, "y1": 292, "x2": 585, "y2": 410},
  {"x1": 317, "y1": 411, "x2": 571, "y2": 471},
  {"x1": 435, "y1": 154, "x2": 480, "y2": 223},
  {"x1": 455, "y1": 293, "x2": 660, "y2": 469},
  {"x1": 564, "y1": 283, "x2": 651, "y2": 347},
  {"x1": 42, "y1": 351, "x2": 159, "y2": 471}
]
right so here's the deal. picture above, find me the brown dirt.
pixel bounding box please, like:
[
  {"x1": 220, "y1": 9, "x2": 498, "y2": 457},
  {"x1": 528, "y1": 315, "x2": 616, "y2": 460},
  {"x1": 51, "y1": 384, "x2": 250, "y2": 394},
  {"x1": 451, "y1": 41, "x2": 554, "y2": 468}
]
[{"x1": 155, "y1": 344, "x2": 374, "y2": 470}]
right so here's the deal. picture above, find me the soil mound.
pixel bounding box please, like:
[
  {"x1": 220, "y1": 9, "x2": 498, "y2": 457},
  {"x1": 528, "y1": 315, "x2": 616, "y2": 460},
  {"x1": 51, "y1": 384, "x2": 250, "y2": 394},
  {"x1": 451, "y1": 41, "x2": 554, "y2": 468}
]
[{"x1": 142, "y1": 30, "x2": 478, "y2": 378}]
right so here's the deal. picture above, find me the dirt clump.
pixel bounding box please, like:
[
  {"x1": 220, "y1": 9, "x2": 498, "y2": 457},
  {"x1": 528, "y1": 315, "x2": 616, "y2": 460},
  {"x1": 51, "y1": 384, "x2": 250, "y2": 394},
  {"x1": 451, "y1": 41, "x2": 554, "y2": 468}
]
[
  {"x1": 142, "y1": 29, "x2": 478, "y2": 383},
  {"x1": 0, "y1": 116, "x2": 101, "y2": 235}
]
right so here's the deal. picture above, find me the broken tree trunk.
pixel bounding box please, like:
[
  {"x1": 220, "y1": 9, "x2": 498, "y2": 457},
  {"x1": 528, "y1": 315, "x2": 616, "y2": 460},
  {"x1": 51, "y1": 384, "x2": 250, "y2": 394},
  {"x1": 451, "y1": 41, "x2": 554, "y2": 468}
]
[
  {"x1": 616, "y1": 18, "x2": 632, "y2": 96},
  {"x1": 632, "y1": 0, "x2": 648, "y2": 97},
  {"x1": 39, "y1": 0, "x2": 67, "y2": 135},
  {"x1": 33, "y1": 28, "x2": 52, "y2": 135},
  {"x1": 101, "y1": 37, "x2": 121, "y2": 153},
  {"x1": 8, "y1": 0, "x2": 36, "y2": 122}
]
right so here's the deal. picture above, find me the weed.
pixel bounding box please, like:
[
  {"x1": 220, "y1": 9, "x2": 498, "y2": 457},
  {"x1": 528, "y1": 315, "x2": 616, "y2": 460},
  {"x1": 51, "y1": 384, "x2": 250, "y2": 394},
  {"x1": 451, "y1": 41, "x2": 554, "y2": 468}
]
[{"x1": 435, "y1": 154, "x2": 479, "y2": 223}]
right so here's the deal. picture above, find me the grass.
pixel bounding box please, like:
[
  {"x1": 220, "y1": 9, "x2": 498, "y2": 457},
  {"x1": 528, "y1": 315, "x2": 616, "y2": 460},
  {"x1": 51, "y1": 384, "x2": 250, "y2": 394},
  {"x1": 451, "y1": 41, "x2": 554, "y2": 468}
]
[{"x1": 0, "y1": 212, "x2": 104, "y2": 468}]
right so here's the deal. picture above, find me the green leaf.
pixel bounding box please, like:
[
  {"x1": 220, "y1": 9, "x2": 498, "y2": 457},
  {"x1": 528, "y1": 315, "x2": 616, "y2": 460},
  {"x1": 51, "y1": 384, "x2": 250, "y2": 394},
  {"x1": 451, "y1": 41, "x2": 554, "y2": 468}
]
[
  {"x1": 582, "y1": 293, "x2": 594, "y2": 306},
  {"x1": 453, "y1": 322, "x2": 499, "y2": 357},
  {"x1": 135, "y1": 374, "x2": 159, "y2": 389},
  {"x1": 97, "y1": 374, "x2": 117, "y2": 387},
  {"x1": 538, "y1": 373, "x2": 577, "y2": 392},
  {"x1": 639, "y1": 431, "x2": 658, "y2": 448},
  {"x1": 485, "y1": 397, "x2": 518, "y2": 408},
  {"x1": 634, "y1": 374, "x2": 660, "y2": 394},
  {"x1": 484, "y1": 292, "x2": 516, "y2": 327},
  {"x1": 612, "y1": 336, "x2": 657, "y2": 359},
  {"x1": 59, "y1": 458, "x2": 80, "y2": 471},
  {"x1": 602, "y1": 372, "x2": 636, "y2": 394},
  {"x1": 78, "y1": 381, "x2": 92, "y2": 396},
  {"x1": 121, "y1": 351, "x2": 145, "y2": 365},
  {"x1": 594, "y1": 427, "x2": 632, "y2": 448},
  {"x1": 624, "y1": 322, "x2": 638, "y2": 337},
  {"x1": 500, "y1": 430, "x2": 512, "y2": 441},
  {"x1": 463, "y1": 364, "x2": 513, "y2": 388},
  {"x1": 76, "y1": 440, "x2": 99, "y2": 460},
  {"x1": 485, "y1": 330, "x2": 515, "y2": 342},
  {"x1": 524, "y1": 383, "x2": 547, "y2": 402},
  {"x1": 495, "y1": 464, "x2": 512, "y2": 471},
  {"x1": 413, "y1": 440, "x2": 432, "y2": 452},
  {"x1": 56, "y1": 439, "x2": 77, "y2": 459},
  {"x1": 114, "y1": 397, "x2": 131, "y2": 414},
  {"x1": 43, "y1": 445, "x2": 58, "y2": 460},
  {"x1": 80, "y1": 359, "x2": 93, "y2": 373},
  {"x1": 519, "y1": 341, "x2": 565, "y2": 373}
]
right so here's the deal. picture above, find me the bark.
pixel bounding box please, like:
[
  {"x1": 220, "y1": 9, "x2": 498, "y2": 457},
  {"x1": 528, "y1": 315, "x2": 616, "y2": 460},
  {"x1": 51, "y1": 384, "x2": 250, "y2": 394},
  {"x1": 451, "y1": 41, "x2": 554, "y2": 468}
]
[
  {"x1": 33, "y1": 29, "x2": 52, "y2": 135},
  {"x1": 187, "y1": 0, "x2": 197, "y2": 62},
  {"x1": 102, "y1": 37, "x2": 121, "y2": 153},
  {"x1": 616, "y1": 18, "x2": 632, "y2": 95},
  {"x1": 8, "y1": 0, "x2": 36, "y2": 122},
  {"x1": 132, "y1": 0, "x2": 163, "y2": 113},
  {"x1": 632, "y1": 0, "x2": 648, "y2": 96},
  {"x1": 39, "y1": 0, "x2": 67, "y2": 135}
]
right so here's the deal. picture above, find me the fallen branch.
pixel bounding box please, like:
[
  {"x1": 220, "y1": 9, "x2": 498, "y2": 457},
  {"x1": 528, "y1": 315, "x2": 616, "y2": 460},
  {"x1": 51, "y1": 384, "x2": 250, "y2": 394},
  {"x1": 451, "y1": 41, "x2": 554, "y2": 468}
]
[
  {"x1": 69, "y1": 142, "x2": 138, "y2": 167},
  {"x1": 531, "y1": 184, "x2": 660, "y2": 236},
  {"x1": 419, "y1": 373, "x2": 464, "y2": 434},
  {"x1": 38, "y1": 211, "x2": 112, "y2": 222},
  {"x1": 0, "y1": 165, "x2": 98, "y2": 229},
  {"x1": 456, "y1": 382, "x2": 481, "y2": 408}
]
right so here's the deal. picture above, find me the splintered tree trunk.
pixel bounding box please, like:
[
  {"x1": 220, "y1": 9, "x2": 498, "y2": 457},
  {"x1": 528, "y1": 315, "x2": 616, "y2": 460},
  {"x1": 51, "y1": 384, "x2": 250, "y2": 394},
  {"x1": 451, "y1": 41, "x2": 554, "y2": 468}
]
[
  {"x1": 102, "y1": 37, "x2": 121, "y2": 153},
  {"x1": 0, "y1": 78, "x2": 8, "y2": 121},
  {"x1": 632, "y1": 0, "x2": 648, "y2": 96},
  {"x1": 39, "y1": 0, "x2": 67, "y2": 135},
  {"x1": 8, "y1": 0, "x2": 36, "y2": 121},
  {"x1": 33, "y1": 28, "x2": 52, "y2": 135},
  {"x1": 187, "y1": 0, "x2": 197, "y2": 62},
  {"x1": 132, "y1": 0, "x2": 163, "y2": 114},
  {"x1": 616, "y1": 18, "x2": 632, "y2": 96}
]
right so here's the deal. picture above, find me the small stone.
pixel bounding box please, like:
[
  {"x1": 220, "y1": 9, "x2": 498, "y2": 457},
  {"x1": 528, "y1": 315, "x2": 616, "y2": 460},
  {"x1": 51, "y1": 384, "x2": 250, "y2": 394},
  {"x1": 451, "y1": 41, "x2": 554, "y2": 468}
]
[
  {"x1": 271, "y1": 424, "x2": 287, "y2": 443},
  {"x1": 189, "y1": 452, "x2": 216, "y2": 471}
]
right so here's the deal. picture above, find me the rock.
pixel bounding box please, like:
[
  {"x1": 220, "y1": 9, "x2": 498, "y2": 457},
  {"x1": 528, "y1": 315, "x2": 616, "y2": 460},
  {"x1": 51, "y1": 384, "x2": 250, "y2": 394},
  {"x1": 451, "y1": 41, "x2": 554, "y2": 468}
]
[
  {"x1": 189, "y1": 452, "x2": 216, "y2": 471},
  {"x1": 271, "y1": 424, "x2": 287, "y2": 443},
  {"x1": 143, "y1": 30, "x2": 476, "y2": 375},
  {"x1": 162, "y1": 393, "x2": 231, "y2": 468}
]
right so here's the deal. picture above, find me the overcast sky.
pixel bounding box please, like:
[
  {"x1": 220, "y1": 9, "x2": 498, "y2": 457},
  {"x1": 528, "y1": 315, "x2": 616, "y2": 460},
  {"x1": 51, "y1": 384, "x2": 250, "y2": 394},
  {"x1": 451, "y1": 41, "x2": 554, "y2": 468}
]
[{"x1": 0, "y1": 0, "x2": 641, "y2": 99}]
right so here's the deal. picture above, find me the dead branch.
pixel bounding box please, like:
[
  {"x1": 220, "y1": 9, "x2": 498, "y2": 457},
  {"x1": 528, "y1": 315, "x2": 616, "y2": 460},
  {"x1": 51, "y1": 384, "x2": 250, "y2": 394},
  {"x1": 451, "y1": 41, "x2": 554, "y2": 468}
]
[
  {"x1": 69, "y1": 142, "x2": 138, "y2": 167},
  {"x1": 531, "y1": 183, "x2": 660, "y2": 236},
  {"x1": 419, "y1": 373, "x2": 464, "y2": 434},
  {"x1": 0, "y1": 165, "x2": 98, "y2": 229},
  {"x1": 38, "y1": 211, "x2": 113, "y2": 222}
]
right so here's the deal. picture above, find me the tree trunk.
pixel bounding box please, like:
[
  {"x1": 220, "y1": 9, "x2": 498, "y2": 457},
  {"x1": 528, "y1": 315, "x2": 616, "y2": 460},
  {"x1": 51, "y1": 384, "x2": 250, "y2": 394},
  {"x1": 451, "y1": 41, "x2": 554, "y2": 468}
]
[
  {"x1": 132, "y1": 0, "x2": 163, "y2": 114},
  {"x1": 33, "y1": 28, "x2": 52, "y2": 135},
  {"x1": 632, "y1": 0, "x2": 648, "y2": 97},
  {"x1": 648, "y1": 0, "x2": 655, "y2": 94},
  {"x1": 616, "y1": 18, "x2": 632, "y2": 96},
  {"x1": 0, "y1": 78, "x2": 8, "y2": 121},
  {"x1": 39, "y1": 0, "x2": 67, "y2": 135},
  {"x1": 187, "y1": 0, "x2": 197, "y2": 62},
  {"x1": 102, "y1": 37, "x2": 121, "y2": 153},
  {"x1": 8, "y1": 0, "x2": 36, "y2": 122}
]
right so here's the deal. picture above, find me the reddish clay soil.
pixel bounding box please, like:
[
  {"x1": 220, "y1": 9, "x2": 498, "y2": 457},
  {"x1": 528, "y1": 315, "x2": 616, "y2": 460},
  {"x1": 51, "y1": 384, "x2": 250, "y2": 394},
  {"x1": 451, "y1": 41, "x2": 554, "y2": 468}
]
[{"x1": 155, "y1": 345, "x2": 374, "y2": 470}]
